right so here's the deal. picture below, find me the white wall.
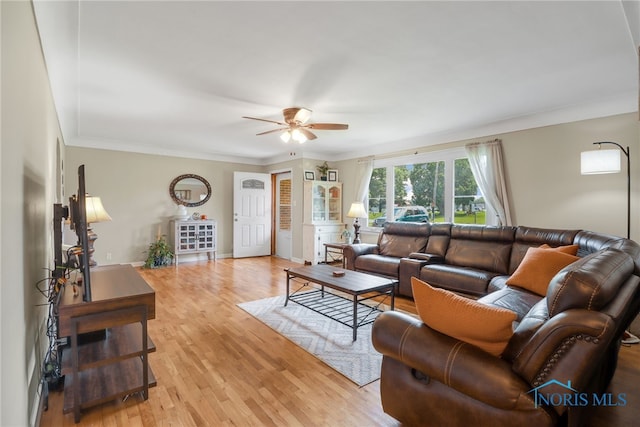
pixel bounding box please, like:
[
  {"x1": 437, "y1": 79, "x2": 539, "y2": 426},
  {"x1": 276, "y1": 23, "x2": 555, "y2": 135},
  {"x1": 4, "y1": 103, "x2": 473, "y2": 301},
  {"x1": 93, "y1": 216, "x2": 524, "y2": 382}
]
[
  {"x1": 337, "y1": 113, "x2": 639, "y2": 242},
  {"x1": 1, "y1": 2, "x2": 65, "y2": 425},
  {"x1": 504, "y1": 113, "x2": 638, "y2": 238},
  {"x1": 66, "y1": 113, "x2": 639, "y2": 266},
  {"x1": 64, "y1": 147, "x2": 264, "y2": 265}
]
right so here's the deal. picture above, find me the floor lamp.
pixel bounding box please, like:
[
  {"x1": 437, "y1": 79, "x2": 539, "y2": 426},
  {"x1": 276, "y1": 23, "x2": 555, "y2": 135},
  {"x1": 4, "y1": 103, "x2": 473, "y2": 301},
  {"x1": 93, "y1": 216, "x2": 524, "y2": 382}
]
[
  {"x1": 580, "y1": 141, "x2": 630, "y2": 239},
  {"x1": 581, "y1": 141, "x2": 638, "y2": 344}
]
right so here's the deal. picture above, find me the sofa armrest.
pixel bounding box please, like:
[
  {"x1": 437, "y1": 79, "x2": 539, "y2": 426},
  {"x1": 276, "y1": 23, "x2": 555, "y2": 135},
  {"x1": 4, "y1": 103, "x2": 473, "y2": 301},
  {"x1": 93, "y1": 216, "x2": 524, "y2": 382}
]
[
  {"x1": 343, "y1": 243, "x2": 378, "y2": 270},
  {"x1": 372, "y1": 311, "x2": 533, "y2": 410},
  {"x1": 512, "y1": 309, "x2": 614, "y2": 389},
  {"x1": 398, "y1": 254, "x2": 445, "y2": 296},
  {"x1": 408, "y1": 252, "x2": 445, "y2": 263}
]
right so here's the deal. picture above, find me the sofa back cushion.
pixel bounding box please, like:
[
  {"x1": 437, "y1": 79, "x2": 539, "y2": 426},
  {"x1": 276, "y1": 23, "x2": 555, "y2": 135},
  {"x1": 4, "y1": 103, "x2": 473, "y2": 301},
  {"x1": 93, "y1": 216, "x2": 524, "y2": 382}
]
[
  {"x1": 378, "y1": 222, "x2": 430, "y2": 258},
  {"x1": 510, "y1": 226, "x2": 579, "y2": 274},
  {"x1": 547, "y1": 248, "x2": 634, "y2": 316},
  {"x1": 425, "y1": 223, "x2": 451, "y2": 256},
  {"x1": 573, "y1": 230, "x2": 640, "y2": 275},
  {"x1": 445, "y1": 225, "x2": 516, "y2": 275}
]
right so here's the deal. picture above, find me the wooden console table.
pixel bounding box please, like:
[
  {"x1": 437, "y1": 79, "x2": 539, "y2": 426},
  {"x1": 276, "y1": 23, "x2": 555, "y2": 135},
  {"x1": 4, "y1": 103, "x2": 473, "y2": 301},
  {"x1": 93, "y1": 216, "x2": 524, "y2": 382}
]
[{"x1": 58, "y1": 265, "x2": 156, "y2": 422}]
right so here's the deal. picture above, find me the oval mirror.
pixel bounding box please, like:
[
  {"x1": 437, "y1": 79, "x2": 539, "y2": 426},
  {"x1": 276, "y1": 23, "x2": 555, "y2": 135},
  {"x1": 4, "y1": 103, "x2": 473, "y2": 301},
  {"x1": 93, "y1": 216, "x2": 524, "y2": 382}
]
[{"x1": 169, "y1": 174, "x2": 211, "y2": 207}]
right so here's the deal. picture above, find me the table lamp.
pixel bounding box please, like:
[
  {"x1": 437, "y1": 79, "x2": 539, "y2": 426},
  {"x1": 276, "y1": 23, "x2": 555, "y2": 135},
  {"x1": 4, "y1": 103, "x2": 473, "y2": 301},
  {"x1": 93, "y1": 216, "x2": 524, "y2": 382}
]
[
  {"x1": 347, "y1": 202, "x2": 367, "y2": 244},
  {"x1": 85, "y1": 196, "x2": 112, "y2": 266}
]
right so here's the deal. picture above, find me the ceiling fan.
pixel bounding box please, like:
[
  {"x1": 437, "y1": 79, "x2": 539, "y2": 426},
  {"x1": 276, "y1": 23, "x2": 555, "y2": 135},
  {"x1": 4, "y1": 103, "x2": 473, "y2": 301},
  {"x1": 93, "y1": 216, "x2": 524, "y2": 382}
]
[{"x1": 242, "y1": 107, "x2": 348, "y2": 143}]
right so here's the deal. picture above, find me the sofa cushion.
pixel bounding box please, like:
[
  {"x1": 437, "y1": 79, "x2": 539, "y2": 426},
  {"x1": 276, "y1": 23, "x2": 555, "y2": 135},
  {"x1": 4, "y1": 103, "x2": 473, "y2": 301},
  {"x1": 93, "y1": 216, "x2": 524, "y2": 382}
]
[
  {"x1": 445, "y1": 225, "x2": 515, "y2": 275},
  {"x1": 425, "y1": 222, "x2": 451, "y2": 256},
  {"x1": 479, "y1": 287, "x2": 541, "y2": 322},
  {"x1": 547, "y1": 248, "x2": 634, "y2": 316},
  {"x1": 378, "y1": 222, "x2": 429, "y2": 258},
  {"x1": 411, "y1": 277, "x2": 517, "y2": 356},
  {"x1": 506, "y1": 247, "x2": 579, "y2": 296}
]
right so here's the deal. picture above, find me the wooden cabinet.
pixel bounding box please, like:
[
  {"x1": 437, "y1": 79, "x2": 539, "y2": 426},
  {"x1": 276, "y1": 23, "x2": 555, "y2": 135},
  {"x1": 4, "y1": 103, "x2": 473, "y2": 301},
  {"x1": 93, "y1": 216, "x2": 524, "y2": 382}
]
[
  {"x1": 170, "y1": 219, "x2": 217, "y2": 264},
  {"x1": 303, "y1": 223, "x2": 346, "y2": 265},
  {"x1": 303, "y1": 181, "x2": 344, "y2": 264},
  {"x1": 58, "y1": 265, "x2": 156, "y2": 422}
]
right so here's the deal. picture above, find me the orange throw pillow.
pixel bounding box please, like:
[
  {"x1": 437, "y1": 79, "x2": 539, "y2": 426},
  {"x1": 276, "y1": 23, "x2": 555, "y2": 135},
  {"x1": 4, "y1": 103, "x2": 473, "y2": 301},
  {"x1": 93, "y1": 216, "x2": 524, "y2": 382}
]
[
  {"x1": 411, "y1": 277, "x2": 517, "y2": 357},
  {"x1": 539, "y1": 244, "x2": 579, "y2": 255},
  {"x1": 506, "y1": 247, "x2": 579, "y2": 296}
]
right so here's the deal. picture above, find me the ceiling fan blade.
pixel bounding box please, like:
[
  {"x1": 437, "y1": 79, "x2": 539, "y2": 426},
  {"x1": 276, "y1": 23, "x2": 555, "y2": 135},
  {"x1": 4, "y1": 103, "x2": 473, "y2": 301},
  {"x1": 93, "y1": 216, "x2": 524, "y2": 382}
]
[
  {"x1": 306, "y1": 123, "x2": 349, "y2": 130},
  {"x1": 242, "y1": 116, "x2": 287, "y2": 126},
  {"x1": 256, "y1": 128, "x2": 289, "y2": 136},
  {"x1": 299, "y1": 128, "x2": 317, "y2": 141}
]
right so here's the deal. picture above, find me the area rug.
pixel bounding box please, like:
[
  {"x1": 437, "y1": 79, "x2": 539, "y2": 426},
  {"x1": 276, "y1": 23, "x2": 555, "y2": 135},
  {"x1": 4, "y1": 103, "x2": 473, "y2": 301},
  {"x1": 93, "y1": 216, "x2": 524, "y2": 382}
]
[{"x1": 237, "y1": 295, "x2": 382, "y2": 387}]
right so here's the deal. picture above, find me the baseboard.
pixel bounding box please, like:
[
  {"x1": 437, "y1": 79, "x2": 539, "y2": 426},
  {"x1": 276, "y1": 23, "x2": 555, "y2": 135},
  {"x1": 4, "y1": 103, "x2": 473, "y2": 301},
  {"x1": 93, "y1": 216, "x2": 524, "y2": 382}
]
[{"x1": 33, "y1": 382, "x2": 45, "y2": 427}]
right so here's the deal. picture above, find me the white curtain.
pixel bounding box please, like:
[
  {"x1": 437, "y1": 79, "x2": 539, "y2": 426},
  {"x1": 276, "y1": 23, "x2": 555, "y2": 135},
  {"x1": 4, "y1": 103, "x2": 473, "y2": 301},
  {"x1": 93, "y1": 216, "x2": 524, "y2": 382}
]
[
  {"x1": 465, "y1": 139, "x2": 513, "y2": 226},
  {"x1": 354, "y1": 156, "x2": 374, "y2": 203}
]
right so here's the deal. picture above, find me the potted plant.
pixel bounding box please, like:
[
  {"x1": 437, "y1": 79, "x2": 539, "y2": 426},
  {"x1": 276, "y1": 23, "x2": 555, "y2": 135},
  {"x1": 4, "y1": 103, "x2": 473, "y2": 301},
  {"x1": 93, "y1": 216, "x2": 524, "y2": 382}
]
[
  {"x1": 144, "y1": 236, "x2": 174, "y2": 268},
  {"x1": 316, "y1": 161, "x2": 330, "y2": 181}
]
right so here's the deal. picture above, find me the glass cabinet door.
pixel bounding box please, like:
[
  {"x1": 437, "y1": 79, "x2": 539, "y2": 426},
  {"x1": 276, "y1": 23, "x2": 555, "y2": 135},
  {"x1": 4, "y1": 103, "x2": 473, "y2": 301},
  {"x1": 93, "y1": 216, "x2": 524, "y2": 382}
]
[
  {"x1": 328, "y1": 185, "x2": 341, "y2": 222},
  {"x1": 312, "y1": 184, "x2": 327, "y2": 222}
]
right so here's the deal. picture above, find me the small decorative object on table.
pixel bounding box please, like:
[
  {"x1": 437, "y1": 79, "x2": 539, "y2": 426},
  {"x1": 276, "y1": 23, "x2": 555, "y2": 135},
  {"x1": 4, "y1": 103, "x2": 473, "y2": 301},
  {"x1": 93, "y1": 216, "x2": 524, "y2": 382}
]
[
  {"x1": 341, "y1": 226, "x2": 353, "y2": 244},
  {"x1": 332, "y1": 270, "x2": 346, "y2": 277}
]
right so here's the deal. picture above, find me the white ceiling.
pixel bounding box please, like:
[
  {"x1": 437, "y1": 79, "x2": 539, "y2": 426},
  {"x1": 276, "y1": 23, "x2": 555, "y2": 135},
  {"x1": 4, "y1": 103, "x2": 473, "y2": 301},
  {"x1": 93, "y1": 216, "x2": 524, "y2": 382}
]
[{"x1": 34, "y1": 1, "x2": 639, "y2": 165}]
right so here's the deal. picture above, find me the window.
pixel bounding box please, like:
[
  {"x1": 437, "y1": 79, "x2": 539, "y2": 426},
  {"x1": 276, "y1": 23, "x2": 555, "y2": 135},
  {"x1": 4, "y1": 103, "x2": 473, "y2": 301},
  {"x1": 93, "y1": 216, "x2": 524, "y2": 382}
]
[{"x1": 367, "y1": 148, "x2": 485, "y2": 227}]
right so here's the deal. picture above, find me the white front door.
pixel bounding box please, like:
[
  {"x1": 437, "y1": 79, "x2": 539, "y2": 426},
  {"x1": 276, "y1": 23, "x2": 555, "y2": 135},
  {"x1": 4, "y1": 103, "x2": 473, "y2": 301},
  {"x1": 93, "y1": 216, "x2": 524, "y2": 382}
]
[
  {"x1": 233, "y1": 172, "x2": 272, "y2": 258},
  {"x1": 275, "y1": 172, "x2": 292, "y2": 259}
]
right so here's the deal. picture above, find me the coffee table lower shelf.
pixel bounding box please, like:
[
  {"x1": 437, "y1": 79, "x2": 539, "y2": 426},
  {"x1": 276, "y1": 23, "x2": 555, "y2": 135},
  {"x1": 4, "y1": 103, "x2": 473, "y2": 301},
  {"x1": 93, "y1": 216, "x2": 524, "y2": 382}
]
[{"x1": 287, "y1": 289, "x2": 386, "y2": 335}]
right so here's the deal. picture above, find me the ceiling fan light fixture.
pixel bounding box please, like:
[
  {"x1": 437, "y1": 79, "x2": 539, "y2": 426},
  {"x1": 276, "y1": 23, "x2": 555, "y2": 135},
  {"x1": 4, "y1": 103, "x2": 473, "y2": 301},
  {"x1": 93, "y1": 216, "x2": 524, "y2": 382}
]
[
  {"x1": 291, "y1": 128, "x2": 307, "y2": 143},
  {"x1": 293, "y1": 107, "x2": 312, "y2": 124},
  {"x1": 280, "y1": 131, "x2": 291, "y2": 143}
]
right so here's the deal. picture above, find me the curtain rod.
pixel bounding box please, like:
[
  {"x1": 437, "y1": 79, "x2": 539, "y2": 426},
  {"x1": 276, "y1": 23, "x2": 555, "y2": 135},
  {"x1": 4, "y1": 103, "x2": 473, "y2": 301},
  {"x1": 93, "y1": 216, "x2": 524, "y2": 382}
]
[{"x1": 358, "y1": 138, "x2": 502, "y2": 163}]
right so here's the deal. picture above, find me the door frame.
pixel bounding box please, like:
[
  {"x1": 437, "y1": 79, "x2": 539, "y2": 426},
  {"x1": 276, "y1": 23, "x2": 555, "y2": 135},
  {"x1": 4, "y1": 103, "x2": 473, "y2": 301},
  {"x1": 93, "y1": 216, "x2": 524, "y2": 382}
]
[{"x1": 270, "y1": 168, "x2": 293, "y2": 259}]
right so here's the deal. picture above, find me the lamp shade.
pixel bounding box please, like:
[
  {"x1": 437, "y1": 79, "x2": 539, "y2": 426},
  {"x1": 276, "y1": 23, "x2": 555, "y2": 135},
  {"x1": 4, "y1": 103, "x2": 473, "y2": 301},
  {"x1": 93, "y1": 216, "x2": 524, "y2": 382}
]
[
  {"x1": 347, "y1": 202, "x2": 367, "y2": 218},
  {"x1": 581, "y1": 149, "x2": 621, "y2": 175},
  {"x1": 85, "y1": 196, "x2": 112, "y2": 223}
]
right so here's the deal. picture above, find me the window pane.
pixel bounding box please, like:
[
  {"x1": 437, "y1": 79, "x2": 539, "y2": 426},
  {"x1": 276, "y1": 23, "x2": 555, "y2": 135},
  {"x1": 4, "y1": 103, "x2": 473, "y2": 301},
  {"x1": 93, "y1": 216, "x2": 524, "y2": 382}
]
[
  {"x1": 454, "y1": 158, "x2": 485, "y2": 225},
  {"x1": 368, "y1": 167, "x2": 386, "y2": 226},
  {"x1": 408, "y1": 161, "x2": 444, "y2": 223}
]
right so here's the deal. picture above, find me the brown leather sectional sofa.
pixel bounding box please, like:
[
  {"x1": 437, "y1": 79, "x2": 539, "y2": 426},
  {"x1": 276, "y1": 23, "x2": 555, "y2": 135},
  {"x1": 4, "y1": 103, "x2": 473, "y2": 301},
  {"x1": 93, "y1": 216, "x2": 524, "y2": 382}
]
[{"x1": 344, "y1": 222, "x2": 640, "y2": 426}]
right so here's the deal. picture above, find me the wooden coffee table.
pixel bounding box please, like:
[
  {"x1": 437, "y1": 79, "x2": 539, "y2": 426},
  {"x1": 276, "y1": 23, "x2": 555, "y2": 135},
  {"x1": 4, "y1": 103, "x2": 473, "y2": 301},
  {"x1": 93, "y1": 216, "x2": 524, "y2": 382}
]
[{"x1": 285, "y1": 264, "x2": 396, "y2": 340}]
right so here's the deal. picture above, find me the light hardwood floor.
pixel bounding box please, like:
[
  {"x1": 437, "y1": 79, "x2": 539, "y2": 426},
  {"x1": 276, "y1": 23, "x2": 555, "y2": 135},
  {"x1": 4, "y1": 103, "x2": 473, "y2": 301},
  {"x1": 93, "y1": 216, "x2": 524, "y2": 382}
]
[{"x1": 40, "y1": 257, "x2": 639, "y2": 426}]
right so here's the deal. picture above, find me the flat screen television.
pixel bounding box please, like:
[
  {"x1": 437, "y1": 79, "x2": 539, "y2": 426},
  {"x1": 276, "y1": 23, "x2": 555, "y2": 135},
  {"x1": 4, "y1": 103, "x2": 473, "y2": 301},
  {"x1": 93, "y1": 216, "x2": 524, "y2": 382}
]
[{"x1": 67, "y1": 165, "x2": 92, "y2": 302}]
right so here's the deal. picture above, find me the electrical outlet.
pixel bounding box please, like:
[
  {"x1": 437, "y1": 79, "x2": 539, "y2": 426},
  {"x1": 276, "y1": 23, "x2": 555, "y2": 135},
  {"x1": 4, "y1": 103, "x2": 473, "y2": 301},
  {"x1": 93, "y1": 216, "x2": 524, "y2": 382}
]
[{"x1": 106, "y1": 252, "x2": 112, "y2": 261}]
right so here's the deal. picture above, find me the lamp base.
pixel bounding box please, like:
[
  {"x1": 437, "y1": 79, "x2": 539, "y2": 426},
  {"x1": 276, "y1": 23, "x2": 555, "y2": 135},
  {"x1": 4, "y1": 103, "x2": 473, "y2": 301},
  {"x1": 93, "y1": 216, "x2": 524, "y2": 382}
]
[
  {"x1": 353, "y1": 221, "x2": 361, "y2": 244},
  {"x1": 87, "y1": 227, "x2": 97, "y2": 267}
]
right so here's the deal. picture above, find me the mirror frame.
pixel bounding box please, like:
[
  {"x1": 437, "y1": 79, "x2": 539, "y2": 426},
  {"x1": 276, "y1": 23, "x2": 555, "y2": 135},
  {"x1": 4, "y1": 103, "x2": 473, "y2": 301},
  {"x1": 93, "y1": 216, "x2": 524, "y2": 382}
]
[{"x1": 169, "y1": 174, "x2": 211, "y2": 207}]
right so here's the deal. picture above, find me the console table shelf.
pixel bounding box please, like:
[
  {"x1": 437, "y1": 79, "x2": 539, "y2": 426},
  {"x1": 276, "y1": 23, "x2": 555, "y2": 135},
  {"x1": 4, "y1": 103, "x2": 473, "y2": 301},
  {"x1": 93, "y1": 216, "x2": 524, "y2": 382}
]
[
  {"x1": 62, "y1": 358, "x2": 157, "y2": 414},
  {"x1": 57, "y1": 265, "x2": 156, "y2": 422},
  {"x1": 61, "y1": 323, "x2": 156, "y2": 373}
]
